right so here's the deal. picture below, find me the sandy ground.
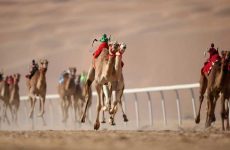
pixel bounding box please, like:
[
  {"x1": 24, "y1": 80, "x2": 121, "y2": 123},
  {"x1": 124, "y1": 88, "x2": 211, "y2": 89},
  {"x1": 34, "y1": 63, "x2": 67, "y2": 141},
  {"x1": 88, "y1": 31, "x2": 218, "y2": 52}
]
[{"x1": 0, "y1": 129, "x2": 230, "y2": 150}]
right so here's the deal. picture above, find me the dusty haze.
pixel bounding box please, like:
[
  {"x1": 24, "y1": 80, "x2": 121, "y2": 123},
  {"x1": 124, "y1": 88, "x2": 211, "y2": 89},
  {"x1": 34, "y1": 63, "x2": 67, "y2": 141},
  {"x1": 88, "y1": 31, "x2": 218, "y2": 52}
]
[{"x1": 0, "y1": 0, "x2": 230, "y2": 96}]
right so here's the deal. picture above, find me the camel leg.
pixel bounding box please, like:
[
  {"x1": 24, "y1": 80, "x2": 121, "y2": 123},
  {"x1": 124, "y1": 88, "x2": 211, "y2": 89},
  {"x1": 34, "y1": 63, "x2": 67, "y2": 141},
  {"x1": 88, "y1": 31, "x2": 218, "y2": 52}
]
[
  {"x1": 65, "y1": 96, "x2": 71, "y2": 122},
  {"x1": 225, "y1": 98, "x2": 229, "y2": 131},
  {"x1": 29, "y1": 96, "x2": 36, "y2": 119},
  {"x1": 94, "y1": 84, "x2": 102, "y2": 130},
  {"x1": 60, "y1": 96, "x2": 66, "y2": 122},
  {"x1": 37, "y1": 95, "x2": 45, "y2": 117},
  {"x1": 102, "y1": 85, "x2": 111, "y2": 111},
  {"x1": 195, "y1": 74, "x2": 207, "y2": 124},
  {"x1": 101, "y1": 93, "x2": 106, "y2": 123},
  {"x1": 72, "y1": 95, "x2": 78, "y2": 122},
  {"x1": 80, "y1": 79, "x2": 92, "y2": 123},
  {"x1": 220, "y1": 94, "x2": 225, "y2": 131},
  {"x1": 205, "y1": 92, "x2": 214, "y2": 128},
  {"x1": 119, "y1": 100, "x2": 128, "y2": 122}
]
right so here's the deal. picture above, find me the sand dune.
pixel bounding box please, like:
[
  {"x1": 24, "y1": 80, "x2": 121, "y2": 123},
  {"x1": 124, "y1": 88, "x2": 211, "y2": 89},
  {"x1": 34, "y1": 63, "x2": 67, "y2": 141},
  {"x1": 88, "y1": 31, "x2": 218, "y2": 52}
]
[{"x1": 0, "y1": 0, "x2": 230, "y2": 96}]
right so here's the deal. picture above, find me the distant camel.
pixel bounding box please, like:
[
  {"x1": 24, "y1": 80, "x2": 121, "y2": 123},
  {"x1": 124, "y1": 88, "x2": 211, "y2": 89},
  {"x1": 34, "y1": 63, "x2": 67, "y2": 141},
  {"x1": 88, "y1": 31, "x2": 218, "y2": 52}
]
[
  {"x1": 195, "y1": 51, "x2": 229, "y2": 128},
  {"x1": 81, "y1": 41, "x2": 120, "y2": 130},
  {"x1": 27, "y1": 59, "x2": 48, "y2": 119},
  {"x1": 9, "y1": 73, "x2": 20, "y2": 125},
  {"x1": 0, "y1": 73, "x2": 10, "y2": 124},
  {"x1": 75, "y1": 72, "x2": 92, "y2": 121},
  {"x1": 219, "y1": 51, "x2": 230, "y2": 131},
  {"x1": 58, "y1": 67, "x2": 80, "y2": 122}
]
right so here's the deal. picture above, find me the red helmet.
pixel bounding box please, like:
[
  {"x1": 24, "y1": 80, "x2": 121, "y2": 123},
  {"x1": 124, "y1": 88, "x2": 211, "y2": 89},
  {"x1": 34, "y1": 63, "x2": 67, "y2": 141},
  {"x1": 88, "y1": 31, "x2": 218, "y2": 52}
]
[{"x1": 211, "y1": 43, "x2": 214, "y2": 47}]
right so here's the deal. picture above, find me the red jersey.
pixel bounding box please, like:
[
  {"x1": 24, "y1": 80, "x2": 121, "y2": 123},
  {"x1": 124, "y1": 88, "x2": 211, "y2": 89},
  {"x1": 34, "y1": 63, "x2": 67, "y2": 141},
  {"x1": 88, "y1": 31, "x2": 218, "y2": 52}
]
[{"x1": 93, "y1": 42, "x2": 109, "y2": 58}]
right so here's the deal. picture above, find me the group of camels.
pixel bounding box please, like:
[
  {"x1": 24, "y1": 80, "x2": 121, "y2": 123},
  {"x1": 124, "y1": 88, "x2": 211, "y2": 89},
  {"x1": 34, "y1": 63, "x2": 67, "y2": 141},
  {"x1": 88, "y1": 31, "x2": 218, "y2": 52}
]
[
  {"x1": 0, "y1": 41, "x2": 229, "y2": 131},
  {"x1": 0, "y1": 41, "x2": 128, "y2": 130},
  {"x1": 0, "y1": 73, "x2": 20, "y2": 125}
]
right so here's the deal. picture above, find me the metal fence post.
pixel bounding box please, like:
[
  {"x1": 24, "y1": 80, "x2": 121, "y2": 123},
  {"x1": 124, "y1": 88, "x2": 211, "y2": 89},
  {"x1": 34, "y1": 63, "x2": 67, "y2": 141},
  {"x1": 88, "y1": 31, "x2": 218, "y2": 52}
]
[
  {"x1": 175, "y1": 90, "x2": 182, "y2": 126},
  {"x1": 160, "y1": 91, "x2": 167, "y2": 126},
  {"x1": 147, "y1": 92, "x2": 153, "y2": 126},
  {"x1": 134, "y1": 93, "x2": 139, "y2": 128},
  {"x1": 190, "y1": 88, "x2": 197, "y2": 119}
]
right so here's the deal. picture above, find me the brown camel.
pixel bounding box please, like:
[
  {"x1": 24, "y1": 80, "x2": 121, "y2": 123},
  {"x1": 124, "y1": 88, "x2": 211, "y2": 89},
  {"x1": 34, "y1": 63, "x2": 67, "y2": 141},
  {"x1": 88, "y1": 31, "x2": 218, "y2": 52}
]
[
  {"x1": 0, "y1": 73, "x2": 11, "y2": 125},
  {"x1": 27, "y1": 59, "x2": 48, "y2": 118},
  {"x1": 9, "y1": 73, "x2": 20, "y2": 125},
  {"x1": 81, "y1": 41, "x2": 120, "y2": 130},
  {"x1": 58, "y1": 67, "x2": 79, "y2": 122},
  {"x1": 219, "y1": 51, "x2": 230, "y2": 131},
  {"x1": 195, "y1": 51, "x2": 229, "y2": 128}
]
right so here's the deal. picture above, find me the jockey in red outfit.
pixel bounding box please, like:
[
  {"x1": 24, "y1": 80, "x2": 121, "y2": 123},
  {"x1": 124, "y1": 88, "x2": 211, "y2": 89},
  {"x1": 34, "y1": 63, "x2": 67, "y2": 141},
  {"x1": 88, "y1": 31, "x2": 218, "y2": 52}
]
[
  {"x1": 202, "y1": 43, "x2": 221, "y2": 75},
  {"x1": 93, "y1": 34, "x2": 109, "y2": 58}
]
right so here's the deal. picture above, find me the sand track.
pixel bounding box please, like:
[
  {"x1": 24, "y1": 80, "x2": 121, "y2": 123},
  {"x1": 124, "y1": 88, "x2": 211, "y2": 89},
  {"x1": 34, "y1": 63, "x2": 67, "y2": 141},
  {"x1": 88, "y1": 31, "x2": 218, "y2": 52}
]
[{"x1": 0, "y1": 130, "x2": 230, "y2": 150}]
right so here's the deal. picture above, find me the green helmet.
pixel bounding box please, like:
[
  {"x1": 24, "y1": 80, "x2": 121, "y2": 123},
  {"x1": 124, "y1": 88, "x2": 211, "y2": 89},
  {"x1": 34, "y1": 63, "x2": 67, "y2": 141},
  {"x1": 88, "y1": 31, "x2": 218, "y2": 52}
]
[{"x1": 99, "y1": 34, "x2": 109, "y2": 42}]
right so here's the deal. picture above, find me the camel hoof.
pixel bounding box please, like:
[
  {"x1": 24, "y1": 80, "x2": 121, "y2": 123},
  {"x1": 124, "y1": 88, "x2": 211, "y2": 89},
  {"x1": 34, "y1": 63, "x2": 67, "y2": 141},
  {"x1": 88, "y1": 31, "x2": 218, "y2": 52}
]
[
  {"x1": 195, "y1": 117, "x2": 200, "y2": 124},
  {"x1": 29, "y1": 112, "x2": 33, "y2": 119},
  {"x1": 109, "y1": 117, "x2": 116, "y2": 126},
  {"x1": 94, "y1": 122, "x2": 100, "y2": 130},
  {"x1": 101, "y1": 120, "x2": 106, "y2": 123},
  {"x1": 80, "y1": 116, "x2": 86, "y2": 123},
  {"x1": 211, "y1": 115, "x2": 216, "y2": 123},
  {"x1": 123, "y1": 114, "x2": 128, "y2": 122}
]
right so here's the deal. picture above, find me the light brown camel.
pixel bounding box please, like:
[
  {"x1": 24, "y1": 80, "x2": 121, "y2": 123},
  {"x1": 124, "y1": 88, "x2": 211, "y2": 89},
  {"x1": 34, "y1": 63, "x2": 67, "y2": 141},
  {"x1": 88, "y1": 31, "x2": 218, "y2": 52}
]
[
  {"x1": 81, "y1": 41, "x2": 120, "y2": 130},
  {"x1": 195, "y1": 51, "x2": 229, "y2": 128},
  {"x1": 101, "y1": 43, "x2": 128, "y2": 125},
  {"x1": 58, "y1": 67, "x2": 80, "y2": 123},
  {"x1": 0, "y1": 73, "x2": 11, "y2": 125},
  {"x1": 219, "y1": 51, "x2": 230, "y2": 131},
  {"x1": 27, "y1": 59, "x2": 48, "y2": 118},
  {"x1": 9, "y1": 73, "x2": 20, "y2": 125}
]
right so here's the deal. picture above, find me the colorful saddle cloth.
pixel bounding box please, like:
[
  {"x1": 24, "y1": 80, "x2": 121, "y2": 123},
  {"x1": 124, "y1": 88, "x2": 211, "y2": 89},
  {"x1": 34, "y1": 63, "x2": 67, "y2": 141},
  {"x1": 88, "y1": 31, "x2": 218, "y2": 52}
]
[{"x1": 202, "y1": 54, "x2": 221, "y2": 75}]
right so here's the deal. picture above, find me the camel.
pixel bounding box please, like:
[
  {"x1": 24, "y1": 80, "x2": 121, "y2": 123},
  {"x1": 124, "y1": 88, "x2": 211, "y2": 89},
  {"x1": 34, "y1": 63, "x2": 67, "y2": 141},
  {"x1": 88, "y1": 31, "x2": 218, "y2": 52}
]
[
  {"x1": 101, "y1": 43, "x2": 128, "y2": 125},
  {"x1": 0, "y1": 73, "x2": 11, "y2": 125},
  {"x1": 58, "y1": 67, "x2": 80, "y2": 123},
  {"x1": 81, "y1": 41, "x2": 120, "y2": 130},
  {"x1": 195, "y1": 51, "x2": 229, "y2": 128},
  {"x1": 219, "y1": 51, "x2": 230, "y2": 131},
  {"x1": 9, "y1": 73, "x2": 20, "y2": 125},
  {"x1": 27, "y1": 59, "x2": 48, "y2": 119}
]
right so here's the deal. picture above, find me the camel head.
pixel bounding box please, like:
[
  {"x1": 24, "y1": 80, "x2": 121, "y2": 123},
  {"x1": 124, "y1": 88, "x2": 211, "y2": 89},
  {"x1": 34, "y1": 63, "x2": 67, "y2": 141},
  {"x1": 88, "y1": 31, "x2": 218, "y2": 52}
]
[
  {"x1": 13, "y1": 73, "x2": 20, "y2": 84},
  {"x1": 67, "y1": 67, "x2": 77, "y2": 78},
  {"x1": 221, "y1": 51, "x2": 230, "y2": 65},
  {"x1": 39, "y1": 59, "x2": 49, "y2": 72},
  {"x1": 108, "y1": 41, "x2": 120, "y2": 55},
  {"x1": 119, "y1": 43, "x2": 127, "y2": 54}
]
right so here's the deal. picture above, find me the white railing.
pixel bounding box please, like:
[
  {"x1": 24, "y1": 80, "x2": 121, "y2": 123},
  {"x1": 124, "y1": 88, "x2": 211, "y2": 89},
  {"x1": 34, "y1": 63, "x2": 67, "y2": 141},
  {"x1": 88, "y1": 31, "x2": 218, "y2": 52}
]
[{"x1": 20, "y1": 83, "x2": 200, "y2": 129}]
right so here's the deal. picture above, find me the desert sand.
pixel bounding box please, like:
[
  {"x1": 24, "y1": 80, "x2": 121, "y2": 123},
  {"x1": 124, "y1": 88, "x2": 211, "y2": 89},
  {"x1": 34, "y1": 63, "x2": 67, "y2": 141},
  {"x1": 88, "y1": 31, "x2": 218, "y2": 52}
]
[{"x1": 0, "y1": 130, "x2": 230, "y2": 150}]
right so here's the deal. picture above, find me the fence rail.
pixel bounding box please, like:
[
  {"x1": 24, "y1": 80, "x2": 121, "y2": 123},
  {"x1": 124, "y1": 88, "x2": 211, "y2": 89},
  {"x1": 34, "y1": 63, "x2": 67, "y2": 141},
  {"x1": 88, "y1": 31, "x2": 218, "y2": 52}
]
[{"x1": 19, "y1": 83, "x2": 200, "y2": 129}]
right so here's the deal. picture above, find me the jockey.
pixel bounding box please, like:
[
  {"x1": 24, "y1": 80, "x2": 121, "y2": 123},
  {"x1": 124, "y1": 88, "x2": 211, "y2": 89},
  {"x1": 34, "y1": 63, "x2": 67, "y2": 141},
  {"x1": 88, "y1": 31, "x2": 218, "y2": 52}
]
[
  {"x1": 93, "y1": 34, "x2": 109, "y2": 58},
  {"x1": 202, "y1": 43, "x2": 221, "y2": 75},
  {"x1": 25, "y1": 59, "x2": 39, "y2": 79}
]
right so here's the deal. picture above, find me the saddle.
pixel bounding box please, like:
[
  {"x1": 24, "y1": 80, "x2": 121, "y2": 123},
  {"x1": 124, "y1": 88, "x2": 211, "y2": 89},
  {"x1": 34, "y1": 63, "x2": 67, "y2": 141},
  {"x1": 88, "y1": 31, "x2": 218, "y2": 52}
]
[{"x1": 202, "y1": 54, "x2": 221, "y2": 75}]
